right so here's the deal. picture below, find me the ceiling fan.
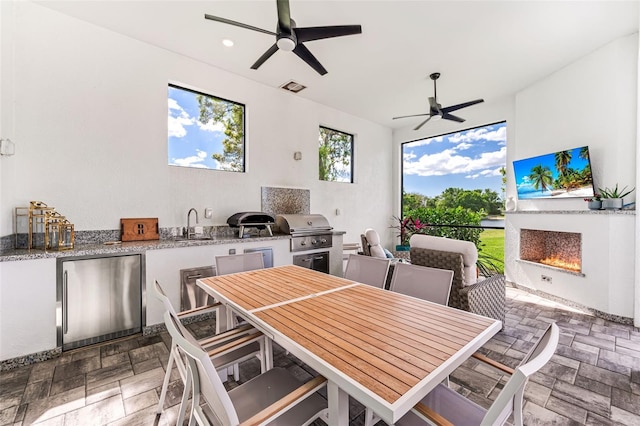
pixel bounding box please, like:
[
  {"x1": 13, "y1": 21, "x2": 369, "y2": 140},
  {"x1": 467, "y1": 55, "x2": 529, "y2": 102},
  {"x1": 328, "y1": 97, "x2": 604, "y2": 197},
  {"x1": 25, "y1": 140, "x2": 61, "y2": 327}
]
[
  {"x1": 204, "y1": 0, "x2": 362, "y2": 76},
  {"x1": 393, "y1": 73, "x2": 484, "y2": 130}
]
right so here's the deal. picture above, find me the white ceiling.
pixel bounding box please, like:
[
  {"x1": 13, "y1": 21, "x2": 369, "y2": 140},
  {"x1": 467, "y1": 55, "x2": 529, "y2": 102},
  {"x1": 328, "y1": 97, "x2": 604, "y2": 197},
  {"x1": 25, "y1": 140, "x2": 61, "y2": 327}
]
[{"x1": 35, "y1": 0, "x2": 639, "y2": 129}]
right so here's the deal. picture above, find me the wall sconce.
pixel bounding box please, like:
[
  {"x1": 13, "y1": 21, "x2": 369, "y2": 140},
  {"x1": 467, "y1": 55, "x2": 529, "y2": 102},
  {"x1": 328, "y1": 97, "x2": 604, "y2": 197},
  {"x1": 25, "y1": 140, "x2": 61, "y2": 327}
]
[
  {"x1": 293, "y1": 151, "x2": 302, "y2": 161},
  {"x1": 0, "y1": 138, "x2": 15, "y2": 156}
]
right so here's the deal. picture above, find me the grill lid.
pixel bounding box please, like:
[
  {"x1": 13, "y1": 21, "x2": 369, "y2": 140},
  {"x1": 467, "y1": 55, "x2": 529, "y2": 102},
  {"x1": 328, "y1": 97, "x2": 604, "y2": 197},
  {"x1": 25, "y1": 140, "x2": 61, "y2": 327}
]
[{"x1": 275, "y1": 214, "x2": 333, "y2": 235}]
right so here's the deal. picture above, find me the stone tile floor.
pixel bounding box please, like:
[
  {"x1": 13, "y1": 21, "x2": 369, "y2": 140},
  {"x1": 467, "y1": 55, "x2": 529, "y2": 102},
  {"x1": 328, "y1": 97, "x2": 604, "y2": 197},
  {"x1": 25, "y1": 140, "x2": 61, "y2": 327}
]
[{"x1": 1, "y1": 286, "x2": 639, "y2": 425}]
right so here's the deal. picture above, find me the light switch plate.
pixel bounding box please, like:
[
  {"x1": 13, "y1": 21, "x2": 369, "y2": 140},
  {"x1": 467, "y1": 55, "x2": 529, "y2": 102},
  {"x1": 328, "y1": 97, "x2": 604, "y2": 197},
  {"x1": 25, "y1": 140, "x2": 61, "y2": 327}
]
[{"x1": 204, "y1": 208, "x2": 213, "y2": 219}]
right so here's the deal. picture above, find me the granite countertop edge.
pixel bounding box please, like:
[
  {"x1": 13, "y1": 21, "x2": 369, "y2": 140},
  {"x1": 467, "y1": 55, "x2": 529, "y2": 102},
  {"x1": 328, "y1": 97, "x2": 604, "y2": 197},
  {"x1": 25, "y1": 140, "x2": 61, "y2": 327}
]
[
  {"x1": 0, "y1": 235, "x2": 288, "y2": 262},
  {"x1": 0, "y1": 230, "x2": 346, "y2": 262}
]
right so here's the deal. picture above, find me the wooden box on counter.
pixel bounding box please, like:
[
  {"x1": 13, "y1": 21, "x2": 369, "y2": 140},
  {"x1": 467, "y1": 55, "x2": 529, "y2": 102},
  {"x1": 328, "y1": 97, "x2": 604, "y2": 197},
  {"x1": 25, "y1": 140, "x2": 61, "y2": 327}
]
[{"x1": 120, "y1": 218, "x2": 159, "y2": 242}]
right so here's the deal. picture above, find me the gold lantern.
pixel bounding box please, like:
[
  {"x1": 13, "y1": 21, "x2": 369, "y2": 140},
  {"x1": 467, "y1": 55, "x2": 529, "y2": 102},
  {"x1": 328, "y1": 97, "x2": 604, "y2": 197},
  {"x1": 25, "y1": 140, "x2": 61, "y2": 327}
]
[{"x1": 29, "y1": 201, "x2": 55, "y2": 250}]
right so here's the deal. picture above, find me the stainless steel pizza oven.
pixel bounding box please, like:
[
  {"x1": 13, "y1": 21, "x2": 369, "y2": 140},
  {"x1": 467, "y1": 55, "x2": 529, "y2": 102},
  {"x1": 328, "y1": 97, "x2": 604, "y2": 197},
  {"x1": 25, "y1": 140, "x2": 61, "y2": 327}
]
[{"x1": 227, "y1": 212, "x2": 275, "y2": 237}]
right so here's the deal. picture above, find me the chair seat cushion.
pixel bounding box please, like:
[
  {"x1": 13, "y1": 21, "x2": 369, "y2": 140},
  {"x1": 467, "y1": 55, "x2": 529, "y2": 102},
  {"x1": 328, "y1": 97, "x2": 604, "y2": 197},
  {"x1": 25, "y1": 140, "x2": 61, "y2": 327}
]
[
  {"x1": 409, "y1": 235, "x2": 478, "y2": 285},
  {"x1": 228, "y1": 367, "x2": 327, "y2": 425},
  {"x1": 396, "y1": 383, "x2": 486, "y2": 425}
]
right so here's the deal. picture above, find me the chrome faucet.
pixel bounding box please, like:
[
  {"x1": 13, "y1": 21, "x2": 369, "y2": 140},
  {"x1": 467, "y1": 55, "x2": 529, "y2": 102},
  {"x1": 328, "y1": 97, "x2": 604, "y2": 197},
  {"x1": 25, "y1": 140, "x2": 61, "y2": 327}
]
[{"x1": 185, "y1": 208, "x2": 199, "y2": 239}]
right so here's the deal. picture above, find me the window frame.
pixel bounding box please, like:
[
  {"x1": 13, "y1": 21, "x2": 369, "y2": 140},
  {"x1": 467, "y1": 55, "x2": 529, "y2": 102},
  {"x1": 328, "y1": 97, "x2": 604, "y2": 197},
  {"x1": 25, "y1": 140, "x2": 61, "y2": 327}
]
[
  {"x1": 400, "y1": 120, "x2": 506, "y2": 215},
  {"x1": 318, "y1": 125, "x2": 355, "y2": 183},
  {"x1": 168, "y1": 83, "x2": 246, "y2": 172}
]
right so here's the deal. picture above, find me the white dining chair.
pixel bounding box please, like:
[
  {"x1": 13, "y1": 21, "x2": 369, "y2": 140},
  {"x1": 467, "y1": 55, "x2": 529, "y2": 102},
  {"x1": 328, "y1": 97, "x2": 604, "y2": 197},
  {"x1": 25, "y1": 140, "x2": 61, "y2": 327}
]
[
  {"x1": 214, "y1": 251, "x2": 271, "y2": 376},
  {"x1": 163, "y1": 309, "x2": 329, "y2": 426},
  {"x1": 215, "y1": 251, "x2": 264, "y2": 275},
  {"x1": 389, "y1": 262, "x2": 454, "y2": 306},
  {"x1": 395, "y1": 323, "x2": 560, "y2": 426},
  {"x1": 364, "y1": 263, "x2": 455, "y2": 426},
  {"x1": 153, "y1": 280, "x2": 268, "y2": 425},
  {"x1": 344, "y1": 254, "x2": 391, "y2": 288},
  {"x1": 215, "y1": 252, "x2": 265, "y2": 327}
]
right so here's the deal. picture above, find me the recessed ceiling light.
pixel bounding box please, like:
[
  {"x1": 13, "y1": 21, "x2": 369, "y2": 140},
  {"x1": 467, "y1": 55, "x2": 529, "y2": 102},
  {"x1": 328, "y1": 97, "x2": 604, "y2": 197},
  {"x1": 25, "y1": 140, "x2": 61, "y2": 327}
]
[{"x1": 222, "y1": 39, "x2": 234, "y2": 47}]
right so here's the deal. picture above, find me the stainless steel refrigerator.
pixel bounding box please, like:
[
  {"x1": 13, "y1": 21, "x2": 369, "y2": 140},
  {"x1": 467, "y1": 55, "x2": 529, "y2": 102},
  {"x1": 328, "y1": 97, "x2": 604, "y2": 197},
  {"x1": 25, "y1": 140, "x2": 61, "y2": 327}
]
[{"x1": 57, "y1": 254, "x2": 143, "y2": 351}]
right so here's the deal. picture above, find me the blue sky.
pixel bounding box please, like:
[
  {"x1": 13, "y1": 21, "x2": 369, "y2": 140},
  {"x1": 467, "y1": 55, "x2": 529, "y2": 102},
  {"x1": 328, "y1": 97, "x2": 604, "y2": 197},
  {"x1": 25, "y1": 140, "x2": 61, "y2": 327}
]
[
  {"x1": 402, "y1": 122, "x2": 507, "y2": 198},
  {"x1": 167, "y1": 86, "x2": 226, "y2": 169}
]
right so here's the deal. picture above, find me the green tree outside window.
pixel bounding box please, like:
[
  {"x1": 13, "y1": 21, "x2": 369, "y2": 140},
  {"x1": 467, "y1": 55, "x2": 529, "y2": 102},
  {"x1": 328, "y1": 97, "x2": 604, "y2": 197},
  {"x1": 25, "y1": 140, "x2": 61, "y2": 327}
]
[{"x1": 319, "y1": 126, "x2": 353, "y2": 182}]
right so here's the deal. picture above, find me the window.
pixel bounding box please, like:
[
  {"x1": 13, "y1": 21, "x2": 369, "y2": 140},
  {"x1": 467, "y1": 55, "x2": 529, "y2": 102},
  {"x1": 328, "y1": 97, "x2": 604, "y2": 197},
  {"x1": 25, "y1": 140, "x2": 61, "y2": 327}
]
[
  {"x1": 319, "y1": 126, "x2": 353, "y2": 183},
  {"x1": 168, "y1": 84, "x2": 245, "y2": 172},
  {"x1": 401, "y1": 121, "x2": 507, "y2": 217}
]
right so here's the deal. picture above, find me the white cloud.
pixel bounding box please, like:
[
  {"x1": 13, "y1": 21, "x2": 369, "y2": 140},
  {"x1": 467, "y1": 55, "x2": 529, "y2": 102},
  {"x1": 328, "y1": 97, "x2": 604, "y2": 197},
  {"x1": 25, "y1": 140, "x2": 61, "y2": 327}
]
[
  {"x1": 453, "y1": 142, "x2": 473, "y2": 151},
  {"x1": 171, "y1": 150, "x2": 211, "y2": 168},
  {"x1": 405, "y1": 135, "x2": 444, "y2": 148},
  {"x1": 403, "y1": 151, "x2": 417, "y2": 161},
  {"x1": 168, "y1": 98, "x2": 194, "y2": 138},
  {"x1": 465, "y1": 167, "x2": 504, "y2": 179},
  {"x1": 404, "y1": 146, "x2": 506, "y2": 177},
  {"x1": 449, "y1": 126, "x2": 506, "y2": 145},
  {"x1": 197, "y1": 119, "x2": 225, "y2": 133}
]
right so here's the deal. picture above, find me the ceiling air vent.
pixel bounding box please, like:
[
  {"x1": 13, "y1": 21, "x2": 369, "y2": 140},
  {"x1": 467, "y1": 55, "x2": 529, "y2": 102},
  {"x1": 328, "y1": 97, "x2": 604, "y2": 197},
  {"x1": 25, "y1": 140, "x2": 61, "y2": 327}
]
[{"x1": 280, "y1": 81, "x2": 307, "y2": 93}]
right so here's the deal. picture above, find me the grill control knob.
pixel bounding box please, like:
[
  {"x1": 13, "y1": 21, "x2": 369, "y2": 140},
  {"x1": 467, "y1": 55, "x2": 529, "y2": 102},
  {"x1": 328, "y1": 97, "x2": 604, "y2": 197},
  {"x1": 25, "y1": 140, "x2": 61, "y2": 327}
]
[
  {"x1": 300, "y1": 241, "x2": 307, "y2": 246},
  {"x1": 320, "y1": 238, "x2": 327, "y2": 244},
  {"x1": 311, "y1": 239, "x2": 318, "y2": 245}
]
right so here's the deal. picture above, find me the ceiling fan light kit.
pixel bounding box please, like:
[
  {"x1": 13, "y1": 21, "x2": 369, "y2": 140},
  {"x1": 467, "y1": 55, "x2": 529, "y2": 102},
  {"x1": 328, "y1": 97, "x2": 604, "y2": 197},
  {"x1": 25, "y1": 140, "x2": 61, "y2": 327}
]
[
  {"x1": 205, "y1": 0, "x2": 362, "y2": 76},
  {"x1": 393, "y1": 72, "x2": 484, "y2": 130}
]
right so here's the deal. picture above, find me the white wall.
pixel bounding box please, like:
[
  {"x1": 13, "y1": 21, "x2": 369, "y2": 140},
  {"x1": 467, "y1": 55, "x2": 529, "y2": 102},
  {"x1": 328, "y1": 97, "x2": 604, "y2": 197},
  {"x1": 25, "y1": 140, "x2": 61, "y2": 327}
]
[
  {"x1": 0, "y1": 2, "x2": 394, "y2": 249},
  {"x1": 506, "y1": 34, "x2": 638, "y2": 321},
  {"x1": 512, "y1": 33, "x2": 638, "y2": 211}
]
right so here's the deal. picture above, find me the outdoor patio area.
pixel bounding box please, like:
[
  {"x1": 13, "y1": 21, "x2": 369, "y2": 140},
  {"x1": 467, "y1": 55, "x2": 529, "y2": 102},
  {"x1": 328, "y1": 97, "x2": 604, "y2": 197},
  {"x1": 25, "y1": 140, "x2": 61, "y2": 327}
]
[{"x1": 1, "y1": 286, "x2": 639, "y2": 425}]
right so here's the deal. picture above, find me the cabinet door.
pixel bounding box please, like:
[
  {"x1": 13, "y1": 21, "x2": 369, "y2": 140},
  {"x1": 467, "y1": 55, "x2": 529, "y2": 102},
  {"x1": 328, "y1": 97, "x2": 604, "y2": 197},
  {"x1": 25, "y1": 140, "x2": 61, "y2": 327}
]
[
  {"x1": 62, "y1": 257, "x2": 113, "y2": 343},
  {"x1": 61, "y1": 254, "x2": 141, "y2": 348}
]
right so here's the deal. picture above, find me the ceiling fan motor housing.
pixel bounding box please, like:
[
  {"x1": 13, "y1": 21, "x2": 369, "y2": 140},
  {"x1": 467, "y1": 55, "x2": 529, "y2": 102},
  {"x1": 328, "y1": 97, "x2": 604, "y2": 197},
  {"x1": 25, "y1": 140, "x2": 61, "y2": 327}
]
[{"x1": 277, "y1": 34, "x2": 297, "y2": 51}]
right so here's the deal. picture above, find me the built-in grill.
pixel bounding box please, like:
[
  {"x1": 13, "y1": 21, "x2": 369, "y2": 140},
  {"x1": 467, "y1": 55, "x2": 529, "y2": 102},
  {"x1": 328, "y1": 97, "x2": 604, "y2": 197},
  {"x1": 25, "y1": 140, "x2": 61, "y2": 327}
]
[
  {"x1": 276, "y1": 214, "x2": 333, "y2": 273},
  {"x1": 227, "y1": 212, "x2": 275, "y2": 237}
]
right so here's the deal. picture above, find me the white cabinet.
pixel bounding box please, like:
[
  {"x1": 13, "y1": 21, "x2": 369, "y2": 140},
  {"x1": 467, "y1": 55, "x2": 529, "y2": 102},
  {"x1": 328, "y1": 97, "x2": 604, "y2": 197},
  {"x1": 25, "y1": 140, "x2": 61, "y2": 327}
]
[
  {"x1": 0, "y1": 258, "x2": 57, "y2": 361},
  {"x1": 145, "y1": 240, "x2": 292, "y2": 326}
]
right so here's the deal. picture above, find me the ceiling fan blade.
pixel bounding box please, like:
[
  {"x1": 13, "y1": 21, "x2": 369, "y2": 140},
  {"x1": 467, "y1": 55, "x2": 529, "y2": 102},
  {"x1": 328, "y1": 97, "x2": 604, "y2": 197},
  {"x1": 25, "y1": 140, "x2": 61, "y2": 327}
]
[
  {"x1": 393, "y1": 113, "x2": 430, "y2": 120},
  {"x1": 414, "y1": 116, "x2": 433, "y2": 131},
  {"x1": 295, "y1": 25, "x2": 362, "y2": 42},
  {"x1": 441, "y1": 112, "x2": 465, "y2": 123},
  {"x1": 441, "y1": 99, "x2": 484, "y2": 114},
  {"x1": 293, "y1": 43, "x2": 327, "y2": 75},
  {"x1": 251, "y1": 43, "x2": 279, "y2": 70},
  {"x1": 277, "y1": 0, "x2": 292, "y2": 33},
  {"x1": 204, "y1": 14, "x2": 276, "y2": 36}
]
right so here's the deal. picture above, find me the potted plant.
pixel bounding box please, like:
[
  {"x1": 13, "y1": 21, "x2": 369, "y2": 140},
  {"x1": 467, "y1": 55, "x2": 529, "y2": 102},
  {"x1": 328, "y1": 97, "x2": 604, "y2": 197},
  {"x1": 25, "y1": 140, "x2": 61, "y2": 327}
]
[
  {"x1": 391, "y1": 216, "x2": 428, "y2": 250},
  {"x1": 583, "y1": 193, "x2": 602, "y2": 210},
  {"x1": 598, "y1": 184, "x2": 635, "y2": 210}
]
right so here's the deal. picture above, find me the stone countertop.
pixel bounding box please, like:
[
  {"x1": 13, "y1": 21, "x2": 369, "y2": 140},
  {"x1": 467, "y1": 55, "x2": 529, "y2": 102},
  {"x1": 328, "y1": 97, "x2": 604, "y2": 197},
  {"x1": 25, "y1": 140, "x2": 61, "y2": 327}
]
[
  {"x1": 0, "y1": 234, "x2": 290, "y2": 262},
  {"x1": 0, "y1": 229, "x2": 347, "y2": 262}
]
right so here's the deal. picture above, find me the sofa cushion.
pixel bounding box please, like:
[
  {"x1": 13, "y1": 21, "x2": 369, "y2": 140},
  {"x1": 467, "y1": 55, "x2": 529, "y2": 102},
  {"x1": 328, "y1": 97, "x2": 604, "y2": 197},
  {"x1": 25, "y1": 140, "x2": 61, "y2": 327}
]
[
  {"x1": 364, "y1": 228, "x2": 387, "y2": 258},
  {"x1": 409, "y1": 234, "x2": 478, "y2": 285}
]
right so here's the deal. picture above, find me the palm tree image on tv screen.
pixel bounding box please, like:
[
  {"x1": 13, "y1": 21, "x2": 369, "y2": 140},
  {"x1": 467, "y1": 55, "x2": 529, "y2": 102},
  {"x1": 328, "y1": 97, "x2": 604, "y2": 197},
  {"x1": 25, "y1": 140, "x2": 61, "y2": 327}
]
[{"x1": 513, "y1": 146, "x2": 595, "y2": 199}]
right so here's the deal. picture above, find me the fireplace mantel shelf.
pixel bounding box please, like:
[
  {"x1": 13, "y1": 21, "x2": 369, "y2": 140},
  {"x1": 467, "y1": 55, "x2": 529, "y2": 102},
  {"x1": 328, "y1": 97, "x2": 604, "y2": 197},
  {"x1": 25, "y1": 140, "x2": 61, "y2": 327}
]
[{"x1": 506, "y1": 209, "x2": 635, "y2": 215}]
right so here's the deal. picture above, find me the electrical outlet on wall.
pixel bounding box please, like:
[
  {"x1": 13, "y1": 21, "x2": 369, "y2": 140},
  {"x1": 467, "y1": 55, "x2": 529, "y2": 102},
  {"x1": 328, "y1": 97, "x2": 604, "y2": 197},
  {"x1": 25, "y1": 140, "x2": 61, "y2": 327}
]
[{"x1": 541, "y1": 275, "x2": 552, "y2": 283}]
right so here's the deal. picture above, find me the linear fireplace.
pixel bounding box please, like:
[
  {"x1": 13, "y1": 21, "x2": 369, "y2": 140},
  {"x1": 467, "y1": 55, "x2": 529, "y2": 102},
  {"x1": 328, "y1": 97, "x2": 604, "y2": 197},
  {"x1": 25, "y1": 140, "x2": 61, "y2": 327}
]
[{"x1": 519, "y1": 229, "x2": 582, "y2": 274}]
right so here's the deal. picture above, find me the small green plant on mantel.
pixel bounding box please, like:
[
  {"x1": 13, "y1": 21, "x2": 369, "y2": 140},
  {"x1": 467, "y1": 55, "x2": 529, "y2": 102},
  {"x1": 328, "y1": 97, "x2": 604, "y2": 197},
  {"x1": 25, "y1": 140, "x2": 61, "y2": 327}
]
[
  {"x1": 598, "y1": 184, "x2": 635, "y2": 199},
  {"x1": 598, "y1": 184, "x2": 635, "y2": 210}
]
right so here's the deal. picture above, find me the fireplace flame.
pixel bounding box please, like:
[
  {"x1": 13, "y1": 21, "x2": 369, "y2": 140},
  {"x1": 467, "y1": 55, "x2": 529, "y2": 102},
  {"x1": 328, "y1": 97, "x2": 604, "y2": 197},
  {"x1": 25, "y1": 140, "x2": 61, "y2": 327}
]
[{"x1": 539, "y1": 256, "x2": 581, "y2": 273}]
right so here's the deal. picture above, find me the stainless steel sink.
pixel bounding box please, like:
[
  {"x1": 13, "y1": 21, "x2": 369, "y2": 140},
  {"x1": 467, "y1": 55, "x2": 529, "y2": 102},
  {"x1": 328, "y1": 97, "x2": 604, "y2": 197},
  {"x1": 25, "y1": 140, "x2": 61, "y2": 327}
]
[{"x1": 173, "y1": 236, "x2": 213, "y2": 242}]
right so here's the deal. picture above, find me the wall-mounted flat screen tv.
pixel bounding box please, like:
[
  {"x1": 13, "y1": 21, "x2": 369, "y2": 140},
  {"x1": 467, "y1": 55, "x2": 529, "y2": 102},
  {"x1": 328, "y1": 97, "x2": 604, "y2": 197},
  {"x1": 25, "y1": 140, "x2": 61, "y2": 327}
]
[{"x1": 513, "y1": 146, "x2": 595, "y2": 199}]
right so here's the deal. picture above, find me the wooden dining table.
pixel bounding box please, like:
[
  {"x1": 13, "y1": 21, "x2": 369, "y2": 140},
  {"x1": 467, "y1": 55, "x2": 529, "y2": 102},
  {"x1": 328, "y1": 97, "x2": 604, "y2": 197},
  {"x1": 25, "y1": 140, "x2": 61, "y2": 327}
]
[{"x1": 197, "y1": 265, "x2": 501, "y2": 425}]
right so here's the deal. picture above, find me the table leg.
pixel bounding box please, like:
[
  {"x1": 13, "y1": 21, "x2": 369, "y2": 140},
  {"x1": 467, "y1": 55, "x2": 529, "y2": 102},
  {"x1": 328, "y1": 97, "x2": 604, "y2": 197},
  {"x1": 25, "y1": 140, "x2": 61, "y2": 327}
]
[{"x1": 327, "y1": 381, "x2": 349, "y2": 426}]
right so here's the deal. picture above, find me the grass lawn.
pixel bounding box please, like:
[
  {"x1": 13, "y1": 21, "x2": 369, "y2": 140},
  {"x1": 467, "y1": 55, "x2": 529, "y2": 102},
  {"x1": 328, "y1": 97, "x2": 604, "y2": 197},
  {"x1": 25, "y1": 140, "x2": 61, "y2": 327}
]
[{"x1": 479, "y1": 229, "x2": 505, "y2": 273}]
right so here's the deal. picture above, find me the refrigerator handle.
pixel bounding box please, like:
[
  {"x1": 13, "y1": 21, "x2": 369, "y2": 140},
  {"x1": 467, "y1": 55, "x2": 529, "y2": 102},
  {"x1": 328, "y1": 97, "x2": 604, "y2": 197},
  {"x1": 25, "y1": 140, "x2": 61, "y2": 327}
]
[{"x1": 63, "y1": 270, "x2": 68, "y2": 334}]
